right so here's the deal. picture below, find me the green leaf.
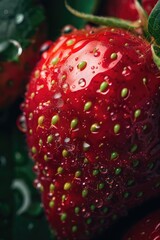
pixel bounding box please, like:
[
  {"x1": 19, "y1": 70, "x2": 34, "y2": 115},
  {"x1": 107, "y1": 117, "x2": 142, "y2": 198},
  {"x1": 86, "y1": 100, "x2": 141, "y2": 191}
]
[
  {"x1": 0, "y1": 40, "x2": 22, "y2": 62},
  {"x1": 148, "y1": 1, "x2": 160, "y2": 45},
  {"x1": 0, "y1": 0, "x2": 45, "y2": 53},
  {"x1": 42, "y1": 0, "x2": 100, "y2": 39},
  {"x1": 151, "y1": 44, "x2": 160, "y2": 69}
]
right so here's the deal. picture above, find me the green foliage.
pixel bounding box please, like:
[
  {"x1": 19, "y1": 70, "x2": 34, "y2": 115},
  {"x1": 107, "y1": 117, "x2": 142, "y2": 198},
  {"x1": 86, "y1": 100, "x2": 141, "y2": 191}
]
[
  {"x1": 148, "y1": 0, "x2": 160, "y2": 45},
  {"x1": 0, "y1": 0, "x2": 45, "y2": 61}
]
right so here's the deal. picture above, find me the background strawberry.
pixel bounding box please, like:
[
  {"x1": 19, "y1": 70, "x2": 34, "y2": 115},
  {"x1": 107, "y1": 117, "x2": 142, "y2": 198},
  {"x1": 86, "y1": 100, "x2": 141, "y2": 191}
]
[
  {"x1": 123, "y1": 208, "x2": 160, "y2": 240},
  {"x1": 0, "y1": 0, "x2": 46, "y2": 109},
  {"x1": 104, "y1": 0, "x2": 157, "y2": 21},
  {"x1": 22, "y1": 3, "x2": 160, "y2": 238}
]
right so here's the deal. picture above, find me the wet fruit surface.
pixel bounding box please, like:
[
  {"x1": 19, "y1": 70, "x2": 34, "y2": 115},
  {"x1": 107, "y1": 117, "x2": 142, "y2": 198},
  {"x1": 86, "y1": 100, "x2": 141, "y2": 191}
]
[{"x1": 22, "y1": 26, "x2": 160, "y2": 240}]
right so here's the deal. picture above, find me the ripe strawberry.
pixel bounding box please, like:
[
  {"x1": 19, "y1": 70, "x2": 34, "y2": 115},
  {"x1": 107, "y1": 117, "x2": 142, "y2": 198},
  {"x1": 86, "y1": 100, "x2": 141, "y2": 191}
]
[
  {"x1": 105, "y1": 0, "x2": 157, "y2": 21},
  {"x1": 0, "y1": 0, "x2": 46, "y2": 108},
  {"x1": 123, "y1": 208, "x2": 160, "y2": 240},
  {"x1": 22, "y1": 24, "x2": 160, "y2": 240}
]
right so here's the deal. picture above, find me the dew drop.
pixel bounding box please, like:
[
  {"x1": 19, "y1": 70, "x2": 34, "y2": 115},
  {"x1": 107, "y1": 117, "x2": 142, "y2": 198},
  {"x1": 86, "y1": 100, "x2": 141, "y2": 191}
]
[
  {"x1": 56, "y1": 99, "x2": 64, "y2": 108},
  {"x1": 39, "y1": 41, "x2": 52, "y2": 54},
  {"x1": 53, "y1": 92, "x2": 62, "y2": 99},
  {"x1": 83, "y1": 142, "x2": 90, "y2": 151},
  {"x1": 0, "y1": 156, "x2": 7, "y2": 167},
  {"x1": 15, "y1": 13, "x2": 24, "y2": 24},
  {"x1": 100, "y1": 166, "x2": 108, "y2": 174},
  {"x1": 61, "y1": 25, "x2": 76, "y2": 34},
  {"x1": 14, "y1": 152, "x2": 25, "y2": 165},
  {"x1": 72, "y1": 85, "x2": 76, "y2": 89},
  {"x1": 122, "y1": 66, "x2": 131, "y2": 77},
  {"x1": 69, "y1": 65, "x2": 73, "y2": 72},
  {"x1": 64, "y1": 137, "x2": 70, "y2": 143},
  {"x1": 83, "y1": 211, "x2": 91, "y2": 218},
  {"x1": 94, "y1": 51, "x2": 100, "y2": 57},
  {"x1": 95, "y1": 199, "x2": 103, "y2": 208},
  {"x1": 78, "y1": 78, "x2": 86, "y2": 87},
  {"x1": 17, "y1": 115, "x2": 27, "y2": 133},
  {"x1": 28, "y1": 223, "x2": 34, "y2": 230}
]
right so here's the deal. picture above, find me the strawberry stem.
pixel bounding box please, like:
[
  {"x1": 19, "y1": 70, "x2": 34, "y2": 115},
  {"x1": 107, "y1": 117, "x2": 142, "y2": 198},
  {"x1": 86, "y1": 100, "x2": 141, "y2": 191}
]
[{"x1": 65, "y1": 0, "x2": 140, "y2": 30}]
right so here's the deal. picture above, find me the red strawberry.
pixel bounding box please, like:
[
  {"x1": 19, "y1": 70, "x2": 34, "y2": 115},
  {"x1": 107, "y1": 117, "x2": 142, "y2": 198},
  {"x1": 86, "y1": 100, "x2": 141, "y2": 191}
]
[
  {"x1": 123, "y1": 208, "x2": 160, "y2": 240},
  {"x1": 21, "y1": 23, "x2": 160, "y2": 240},
  {"x1": 105, "y1": 0, "x2": 157, "y2": 21},
  {"x1": 0, "y1": 0, "x2": 46, "y2": 108}
]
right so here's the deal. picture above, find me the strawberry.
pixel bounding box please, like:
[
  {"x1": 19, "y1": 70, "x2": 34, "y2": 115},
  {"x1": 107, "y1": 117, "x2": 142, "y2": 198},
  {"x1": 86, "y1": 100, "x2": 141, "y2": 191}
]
[
  {"x1": 0, "y1": 0, "x2": 46, "y2": 108},
  {"x1": 21, "y1": 2, "x2": 160, "y2": 240},
  {"x1": 123, "y1": 208, "x2": 160, "y2": 240},
  {"x1": 105, "y1": 0, "x2": 157, "y2": 21}
]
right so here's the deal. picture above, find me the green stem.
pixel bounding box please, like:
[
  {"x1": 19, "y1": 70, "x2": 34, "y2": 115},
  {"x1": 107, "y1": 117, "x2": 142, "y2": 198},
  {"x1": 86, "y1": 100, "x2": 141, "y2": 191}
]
[{"x1": 65, "y1": 0, "x2": 140, "y2": 30}]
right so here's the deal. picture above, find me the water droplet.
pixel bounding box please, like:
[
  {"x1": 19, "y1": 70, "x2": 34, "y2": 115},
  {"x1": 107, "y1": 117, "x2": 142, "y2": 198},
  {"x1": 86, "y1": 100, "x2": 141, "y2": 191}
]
[
  {"x1": 64, "y1": 137, "x2": 70, "y2": 143},
  {"x1": 10, "y1": 40, "x2": 22, "y2": 56},
  {"x1": 17, "y1": 115, "x2": 27, "y2": 133},
  {"x1": 83, "y1": 142, "x2": 90, "y2": 151},
  {"x1": 39, "y1": 41, "x2": 52, "y2": 54},
  {"x1": 69, "y1": 65, "x2": 73, "y2": 72},
  {"x1": 95, "y1": 199, "x2": 103, "y2": 208},
  {"x1": 15, "y1": 13, "x2": 24, "y2": 24},
  {"x1": 61, "y1": 25, "x2": 76, "y2": 34},
  {"x1": 122, "y1": 66, "x2": 131, "y2": 77},
  {"x1": 12, "y1": 179, "x2": 31, "y2": 215},
  {"x1": 71, "y1": 85, "x2": 76, "y2": 89},
  {"x1": 56, "y1": 99, "x2": 64, "y2": 108},
  {"x1": 78, "y1": 78, "x2": 86, "y2": 87},
  {"x1": 0, "y1": 156, "x2": 7, "y2": 167},
  {"x1": 53, "y1": 92, "x2": 62, "y2": 99},
  {"x1": 62, "y1": 83, "x2": 69, "y2": 93},
  {"x1": 28, "y1": 223, "x2": 34, "y2": 230},
  {"x1": 14, "y1": 152, "x2": 25, "y2": 165},
  {"x1": 83, "y1": 211, "x2": 91, "y2": 218},
  {"x1": 94, "y1": 50, "x2": 100, "y2": 57},
  {"x1": 100, "y1": 166, "x2": 108, "y2": 174}
]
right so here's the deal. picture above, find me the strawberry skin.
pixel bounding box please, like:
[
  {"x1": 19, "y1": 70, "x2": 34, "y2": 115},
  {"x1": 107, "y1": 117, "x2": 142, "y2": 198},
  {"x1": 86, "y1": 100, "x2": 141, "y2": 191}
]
[
  {"x1": 23, "y1": 27, "x2": 160, "y2": 240},
  {"x1": 123, "y1": 208, "x2": 160, "y2": 240},
  {"x1": 106, "y1": 0, "x2": 157, "y2": 21}
]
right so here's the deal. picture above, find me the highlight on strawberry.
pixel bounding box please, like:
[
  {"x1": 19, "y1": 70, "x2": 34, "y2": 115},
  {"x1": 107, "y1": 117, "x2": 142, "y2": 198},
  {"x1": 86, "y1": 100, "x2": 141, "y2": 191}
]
[
  {"x1": 20, "y1": 0, "x2": 160, "y2": 239},
  {"x1": 0, "y1": 0, "x2": 46, "y2": 109}
]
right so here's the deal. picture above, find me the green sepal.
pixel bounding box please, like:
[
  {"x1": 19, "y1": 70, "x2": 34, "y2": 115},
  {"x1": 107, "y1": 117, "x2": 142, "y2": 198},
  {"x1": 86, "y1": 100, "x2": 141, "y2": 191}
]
[
  {"x1": 151, "y1": 44, "x2": 160, "y2": 69},
  {"x1": 65, "y1": 0, "x2": 139, "y2": 30},
  {"x1": 148, "y1": 1, "x2": 160, "y2": 45},
  {"x1": 0, "y1": 40, "x2": 22, "y2": 62}
]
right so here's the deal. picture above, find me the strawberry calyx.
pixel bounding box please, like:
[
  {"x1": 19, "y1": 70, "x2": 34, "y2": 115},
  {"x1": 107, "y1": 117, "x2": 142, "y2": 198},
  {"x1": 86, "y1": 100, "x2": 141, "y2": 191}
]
[{"x1": 65, "y1": 0, "x2": 160, "y2": 69}]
